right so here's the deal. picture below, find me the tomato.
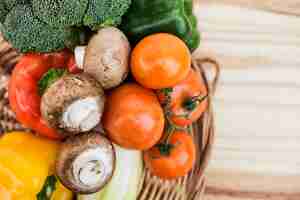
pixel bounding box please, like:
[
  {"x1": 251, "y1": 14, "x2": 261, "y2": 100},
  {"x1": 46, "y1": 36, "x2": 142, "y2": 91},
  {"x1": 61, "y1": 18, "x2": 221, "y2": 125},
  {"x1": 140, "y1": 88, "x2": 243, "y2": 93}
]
[
  {"x1": 144, "y1": 131, "x2": 196, "y2": 179},
  {"x1": 131, "y1": 33, "x2": 191, "y2": 89},
  {"x1": 157, "y1": 68, "x2": 208, "y2": 126},
  {"x1": 102, "y1": 83, "x2": 165, "y2": 150}
]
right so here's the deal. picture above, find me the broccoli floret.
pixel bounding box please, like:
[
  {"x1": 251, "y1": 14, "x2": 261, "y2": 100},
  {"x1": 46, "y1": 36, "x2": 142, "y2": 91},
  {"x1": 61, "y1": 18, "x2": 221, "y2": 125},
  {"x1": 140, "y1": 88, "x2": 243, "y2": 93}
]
[
  {"x1": 4, "y1": 0, "x2": 29, "y2": 10},
  {"x1": 0, "y1": 1, "x2": 8, "y2": 23},
  {"x1": 1, "y1": 0, "x2": 29, "y2": 24},
  {"x1": 31, "y1": 0, "x2": 88, "y2": 28},
  {"x1": 83, "y1": 0, "x2": 131, "y2": 29},
  {"x1": 31, "y1": 0, "x2": 131, "y2": 29},
  {"x1": 2, "y1": 5, "x2": 82, "y2": 53}
]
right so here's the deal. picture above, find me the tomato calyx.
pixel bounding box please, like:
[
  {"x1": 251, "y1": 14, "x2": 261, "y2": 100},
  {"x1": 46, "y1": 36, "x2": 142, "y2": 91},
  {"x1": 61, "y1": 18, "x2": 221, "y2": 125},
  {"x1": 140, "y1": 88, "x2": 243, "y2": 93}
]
[
  {"x1": 160, "y1": 87, "x2": 208, "y2": 121},
  {"x1": 156, "y1": 143, "x2": 174, "y2": 156},
  {"x1": 160, "y1": 88, "x2": 173, "y2": 96},
  {"x1": 182, "y1": 94, "x2": 208, "y2": 112}
]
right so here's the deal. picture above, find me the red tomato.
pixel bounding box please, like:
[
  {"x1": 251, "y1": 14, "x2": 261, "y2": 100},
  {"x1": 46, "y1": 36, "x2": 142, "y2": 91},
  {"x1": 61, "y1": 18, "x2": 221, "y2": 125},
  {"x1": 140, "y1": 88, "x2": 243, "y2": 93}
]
[
  {"x1": 144, "y1": 131, "x2": 196, "y2": 179},
  {"x1": 157, "y1": 68, "x2": 208, "y2": 126},
  {"x1": 103, "y1": 83, "x2": 165, "y2": 150}
]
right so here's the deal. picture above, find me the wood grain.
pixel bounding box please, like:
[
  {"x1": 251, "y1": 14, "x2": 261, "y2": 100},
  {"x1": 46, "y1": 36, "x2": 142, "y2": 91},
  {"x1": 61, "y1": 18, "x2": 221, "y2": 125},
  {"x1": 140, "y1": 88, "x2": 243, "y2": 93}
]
[
  {"x1": 200, "y1": 0, "x2": 300, "y2": 16},
  {"x1": 193, "y1": 2, "x2": 300, "y2": 200},
  {"x1": 193, "y1": 3, "x2": 300, "y2": 70}
]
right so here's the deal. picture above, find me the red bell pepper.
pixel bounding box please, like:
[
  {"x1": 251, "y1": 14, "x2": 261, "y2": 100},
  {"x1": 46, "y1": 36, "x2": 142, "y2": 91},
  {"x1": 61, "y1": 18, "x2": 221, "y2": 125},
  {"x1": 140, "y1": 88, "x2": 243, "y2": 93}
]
[
  {"x1": 9, "y1": 50, "x2": 75, "y2": 139},
  {"x1": 67, "y1": 55, "x2": 82, "y2": 74}
]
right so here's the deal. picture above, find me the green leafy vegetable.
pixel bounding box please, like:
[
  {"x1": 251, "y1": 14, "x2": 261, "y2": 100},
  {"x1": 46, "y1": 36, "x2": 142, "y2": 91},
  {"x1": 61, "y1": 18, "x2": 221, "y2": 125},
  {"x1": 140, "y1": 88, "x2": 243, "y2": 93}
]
[
  {"x1": 0, "y1": 1, "x2": 8, "y2": 24},
  {"x1": 83, "y1": 0, "x2": 131, "y2": 29},
  {"x1": 32, "y1": 0, "x2": 88, "y2": 28},
  {"x1": 31, "y1": 0, "x2": 131, "y2": 30},
  {"x1": 4, "y1": 0, "x2": 29, "y2": 10},
  {"x1": 1, "y1": 5, "x2": 83, "y2": 53},
  {"x1": 1, "y1": 0, "x2": 130, "y2": 53},
  {"x1": 36, "y1": 175, "x2": 58, "y2": 200},
  {"x1": 38, "y1": 68, "x2": 67, "y2": 95}
]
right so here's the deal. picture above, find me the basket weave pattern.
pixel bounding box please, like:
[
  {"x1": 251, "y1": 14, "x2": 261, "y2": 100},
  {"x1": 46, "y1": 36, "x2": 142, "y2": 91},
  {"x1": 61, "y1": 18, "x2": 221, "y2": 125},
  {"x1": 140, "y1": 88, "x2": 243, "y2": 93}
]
[
  {"x1": 0, "y1": 33, "x2": 27, "y2": 134},
  {"x1": 0, "y1": 33, "x2": 220, "y2": 200}
]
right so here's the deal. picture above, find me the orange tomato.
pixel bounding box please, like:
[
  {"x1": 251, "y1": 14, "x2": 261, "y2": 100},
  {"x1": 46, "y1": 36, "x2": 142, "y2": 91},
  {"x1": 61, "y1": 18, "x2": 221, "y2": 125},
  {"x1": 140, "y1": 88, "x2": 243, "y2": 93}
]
[
  {"x1": 102, "y1": 83, "x2": 165, "y2": 150},
  {"x1": 144, "y1": 131, "x2": 196, "y2": 179},
  {"x1": 157, "y1": 68, "x2": 208, "y2": 126},
  {"x1": 131, "y1": 33, "x2": 191, "y2": 89}
]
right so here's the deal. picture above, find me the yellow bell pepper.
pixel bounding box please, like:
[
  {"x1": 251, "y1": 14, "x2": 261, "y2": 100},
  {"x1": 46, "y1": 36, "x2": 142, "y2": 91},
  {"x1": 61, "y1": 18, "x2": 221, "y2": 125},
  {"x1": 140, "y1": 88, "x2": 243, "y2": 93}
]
[{"x1": 0, "y1": 132, "x2": 73, "y2": 200}]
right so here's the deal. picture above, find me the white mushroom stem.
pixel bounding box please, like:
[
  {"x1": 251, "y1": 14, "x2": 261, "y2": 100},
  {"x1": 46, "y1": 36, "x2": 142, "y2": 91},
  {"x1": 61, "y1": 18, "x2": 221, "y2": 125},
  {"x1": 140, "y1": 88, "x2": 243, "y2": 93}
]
[
  {"x1": 62, "y1": 97, "x2": 103, "y2": 132},
  {"x1": 72, "y1": 147, "x2": 114, "y2": 188},
  {"x1": 74, "y1": 46, "x2": 87, "y2": 70}
]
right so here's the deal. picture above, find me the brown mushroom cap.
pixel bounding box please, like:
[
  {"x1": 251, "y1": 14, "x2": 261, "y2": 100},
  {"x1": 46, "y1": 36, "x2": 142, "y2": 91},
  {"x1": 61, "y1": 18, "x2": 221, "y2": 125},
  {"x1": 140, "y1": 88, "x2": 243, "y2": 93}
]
[
  {"x1": 56, "y1": 132, "x2": 116, "y2": 194},
  {"x1": 41, "y1": 73, "x2": 105, "y2": 136},
  {"x1": 84, "y1": 27, "x2": 130, "y2": 90}
]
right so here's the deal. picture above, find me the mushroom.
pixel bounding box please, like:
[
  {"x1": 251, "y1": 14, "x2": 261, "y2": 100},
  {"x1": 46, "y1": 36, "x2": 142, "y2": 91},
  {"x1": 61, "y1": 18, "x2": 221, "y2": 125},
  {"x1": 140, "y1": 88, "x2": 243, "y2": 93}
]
[
  {"x1": 56, "y1": 132, "x2": 115, "y2": 194},
  {"x1": 41, "y1": 73, "x2": 105, "y2": 136},
  {"x1": 81, "y1": 27, "x2": 130, "y2": 90}
]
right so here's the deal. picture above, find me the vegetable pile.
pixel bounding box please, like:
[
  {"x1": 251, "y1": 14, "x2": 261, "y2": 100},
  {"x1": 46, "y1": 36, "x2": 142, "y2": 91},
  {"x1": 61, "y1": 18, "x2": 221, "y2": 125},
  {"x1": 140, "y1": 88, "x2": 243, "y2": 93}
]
[{"x1": 0, "y1": 0, "x2": 208, "y2": 199}]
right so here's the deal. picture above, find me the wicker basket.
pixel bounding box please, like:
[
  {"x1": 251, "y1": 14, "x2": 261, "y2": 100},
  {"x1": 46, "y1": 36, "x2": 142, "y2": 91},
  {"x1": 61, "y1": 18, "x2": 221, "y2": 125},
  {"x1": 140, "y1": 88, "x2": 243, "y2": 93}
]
[{"x1": 0, "y1": 33, "x2": 220, "y2": 200}]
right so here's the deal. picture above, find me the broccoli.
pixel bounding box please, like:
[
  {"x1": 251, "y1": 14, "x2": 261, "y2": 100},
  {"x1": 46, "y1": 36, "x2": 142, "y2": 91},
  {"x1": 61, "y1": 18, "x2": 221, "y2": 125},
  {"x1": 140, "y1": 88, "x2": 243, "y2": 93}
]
[
  {"x1": 0, "y1": 1, "x2": 8, "y2": 23},
  {"x1": 2, "y1": 5, "x2": 83, "y2": 53},
  {"x1": 32, "y1": 0, "x2": 131, "y2": 30},
  {"x1": 83, "y1": 0, "x2": 131, "y2": 29},
  {"x1": 4, "y1": 0, "x2": 29, "y2": 10},
  {"x1": 31, "y1": 0, "x2": 88, "y2": 28},
  {"x1": 1, "y1": 0, "x2": 130, "y2": 53}
]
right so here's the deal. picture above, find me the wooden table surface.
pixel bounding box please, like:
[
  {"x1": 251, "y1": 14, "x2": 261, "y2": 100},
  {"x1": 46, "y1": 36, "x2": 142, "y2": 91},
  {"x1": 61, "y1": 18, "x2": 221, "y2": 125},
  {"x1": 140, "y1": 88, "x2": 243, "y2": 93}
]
[
  {"x1": 195, "y1": 0, "x2": 300, "y2": 199},
  {"x1": 201, "y1": 0, "x2": 300, "y2": 15}
]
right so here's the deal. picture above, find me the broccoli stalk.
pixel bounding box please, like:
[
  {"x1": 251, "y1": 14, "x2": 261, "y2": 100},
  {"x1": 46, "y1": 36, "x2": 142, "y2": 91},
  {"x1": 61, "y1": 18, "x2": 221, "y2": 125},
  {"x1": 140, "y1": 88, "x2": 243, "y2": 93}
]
[{"x1": 2, "y1": 5, "x2": 83, "y2": 53}]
